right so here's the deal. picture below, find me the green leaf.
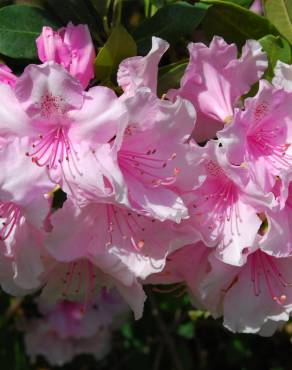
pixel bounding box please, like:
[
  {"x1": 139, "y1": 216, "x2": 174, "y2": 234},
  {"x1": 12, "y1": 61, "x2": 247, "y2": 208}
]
[
  {"x1": 203, "y1": 0, "x2": 253, "y2": 7},
  {"x1": 202, "y1": 0, "x2": 279, "y2": 47},
  {"x1": 133, "y1": 1, "x2": 209, "y2": 53},
  {"x1": 0, "y1": 4, "x2": 58, "y2": 59},
  {"x1": 47, "y1": 0, "x2": 105, "y2": 44},
  {"x1": 157, "y1": 60, "x2": 187, "y2": 96},
  {"x1": 177, "y1": 322, "x2": 195, "y2": 339},
  {"x1": 94, "y1": 24, "x2": 137, "y2": 83},
  {"x1": 259, "y1": 34, "x2": 292, "y2": 80},
  {"x1": 263, "y1": 0, "x2": 292, "y2": 44}
]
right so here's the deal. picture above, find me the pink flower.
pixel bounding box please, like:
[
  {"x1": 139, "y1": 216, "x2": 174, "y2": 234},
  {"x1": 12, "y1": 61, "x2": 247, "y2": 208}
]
[
  {"x1": 218, "y1": 80, "x2": 292, "y2": 194},
  {"x1": 117, "y1": 37, "x2": 169, "y2": 96},
  {"x1": 146, "y1": 242, "x2": 210, "y2": 290},
  {"x1": 23, "y1": 291, "x2": 128, "y2": 366},
  {"x1": 99, "y1": 89, "x2": 195, "y2": 222},
  {"x1": 260, "y1": 182, "x2": 292, "y2": 257},
  {"x1": 167, "y1": 36, "x2": 267, "y2": 142},
  {"x1": 0, "y1": 64, "x2": 17, "y2": 87},
  {"x1": 0, "y1": 139, "x2": 52, "y2": 294},
  {"x1": 0, "y1": 62, "x2": 127, "y2": 198},
  {"x1": 42, "y1": 198, "x2": 193, "y2": 317},
  {"x1": 184, "y1": 141, "x2": 272, "y2": 266},
  {"x1": 199, "y1": 247, "x2": 292, "y2": 335},
  {"x1": 115, "y1": 37, "x2": 195, "y2": 221},
  {"x1": 36, "y1": 23, "x2": 95, "y2": 88}
]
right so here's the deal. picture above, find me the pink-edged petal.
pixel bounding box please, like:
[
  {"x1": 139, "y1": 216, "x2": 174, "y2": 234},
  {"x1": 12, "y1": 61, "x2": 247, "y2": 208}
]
[
  {"x1": 36, "y1": 26, "x2": 70, "y2": 66},
  {"x1": 0, "y1": 64, "x2": 17, "y2": 87},
  {"x1": 62, "y1": 23, "x2": 95, "y2": 88},
  {"x1": 117, "y1": 37, "x2": 169, "y2": 95},
  {"x1": 168, "y1": 36, "x2": 267, "y2": 142}
]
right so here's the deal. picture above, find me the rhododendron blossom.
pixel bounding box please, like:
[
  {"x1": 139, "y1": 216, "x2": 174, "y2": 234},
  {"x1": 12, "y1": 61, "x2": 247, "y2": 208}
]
[
  {"x1": 22, "y1": 290, "x2": 128, "y2": 366},
  {"x1": 0, "y1": 62, "x2": 127, "y2": 198},
  {"x1": 167, "y1": 36, "x2": 267, "y2": 142},
  {"x1": 183, "y1": 141, "x2": 273, "y2": 266},
  {"x1": 218, "y1": 80, "x2": 292, "y2": 194},
  {"x1": 2, "y1": 15, "x2": 292, "y2": 347}
]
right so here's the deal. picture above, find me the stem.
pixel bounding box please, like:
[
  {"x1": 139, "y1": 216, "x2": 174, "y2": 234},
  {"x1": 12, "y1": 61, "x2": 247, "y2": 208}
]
[{"x1": 145, "y1": 286, "x2": 184, "y2": 370}]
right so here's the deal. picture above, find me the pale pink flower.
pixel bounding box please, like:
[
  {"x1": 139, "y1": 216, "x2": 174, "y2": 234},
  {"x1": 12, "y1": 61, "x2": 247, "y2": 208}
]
[
  {"x1": 36, "y1": 23, "x2": 95, "y2": 88},
  {"x1": 115, "y1": 37, "x2": 196, "y2": 221},
  {"x1": 0, "y1": 138, "x2": 54, "y2": 296},
  {"x1": 260, "y1": 182, "x2": 292, "y2": 257},
  {"x1": 42, "y1": 198, "x2": 193, "y2": 317},
  {"x1": 23, "y1": 291, "x2": 128, "y2": 366},
  {"x1": 0, "y1": 62, "x2": 127, "y2": 199},
  {"x1": 218, "y1": 80, "x2": 292, "y2": 194},
  {"x1": 117, "y1": 37, "x2": 169, "y2": 96},
  {"x1": 184, "y1": 141, "x2": 273, "y2": 266},
  {"x1": 98, "y1": 89, "x2": 195, "y2": 222},
  {"x1": 199, "y1": 247, "x2": 292, "y2": 335},
  {"x1": 167, "y1": 36, "x2": 267, "y2": 142}
]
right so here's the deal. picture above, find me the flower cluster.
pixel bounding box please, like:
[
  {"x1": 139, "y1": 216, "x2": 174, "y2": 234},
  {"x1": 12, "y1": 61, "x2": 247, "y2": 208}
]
[
  {"x1": 21, "y1": 289, "x2": 128, "y2": 366},
  {"x1": 1, "y1": 22, "x2": 292, "y2": 339}
]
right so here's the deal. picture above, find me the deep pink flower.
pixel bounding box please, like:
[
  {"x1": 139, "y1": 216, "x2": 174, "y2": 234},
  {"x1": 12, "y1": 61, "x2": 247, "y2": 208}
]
[{"x1": 36, "y1": 23, "x2": 95, "y2": 88}]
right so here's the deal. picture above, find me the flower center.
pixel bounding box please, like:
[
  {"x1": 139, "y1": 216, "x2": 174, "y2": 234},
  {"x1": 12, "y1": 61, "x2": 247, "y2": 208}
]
[
  {"x1": 40, "y1": 92, "x2": 65, "y2": 118},
  {"x1": 61, "y1": 259, "x2": 98, "y2": 312},
  {"x1": 193, "y1": 161, "x2": 242, "y2": 244}
]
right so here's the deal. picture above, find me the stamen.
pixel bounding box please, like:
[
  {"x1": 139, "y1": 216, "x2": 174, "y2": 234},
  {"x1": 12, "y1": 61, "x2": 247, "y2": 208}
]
[
  {"x1": 118, "y1": 148, "x2": 179, "y2": 187},
  {"x1": 26, "y1": 127, "x2": 81, "y2": 173},
  {"x1": 249, "y1": 251, "x2": 291, "y2": 305},
  {"x1": 0, "y1": 202, "x2": 21, "y2": 240}
]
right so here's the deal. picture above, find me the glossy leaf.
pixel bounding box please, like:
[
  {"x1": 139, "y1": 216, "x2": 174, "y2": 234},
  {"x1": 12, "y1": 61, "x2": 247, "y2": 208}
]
[
  {"x1": 259, "y1": 34, "x2": 292, "y2": 80},
  {"x1": 94, "y1": 24, "x2": 137, "y2": 83},
  {"x1": 46, "y1": 0, "x2": 105, "y2": 44},
  {"x1": 263, "y1": 0, "x2": 292, "y2": 44},
  {"x1": 203, "y1": 0, "x2": 253, "y2": 7},
  {"x1": 157, "y1": 61, "x2": 187, "y2": 96},
  {"x1": 0, "y1": 4, "x2": 58, "y2": 59},
  {"x1": 202, "y1": 0, "x2": 279, "y2": 47},
  {"x1": 133, "y1": 1, "x2": 209, "y2": 53}
]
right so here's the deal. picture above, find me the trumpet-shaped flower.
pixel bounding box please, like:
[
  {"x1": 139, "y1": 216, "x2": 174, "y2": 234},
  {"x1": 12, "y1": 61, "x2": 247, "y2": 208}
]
[{"x1": 167, "y1": 36, "x2": 267, "y2": 142}]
